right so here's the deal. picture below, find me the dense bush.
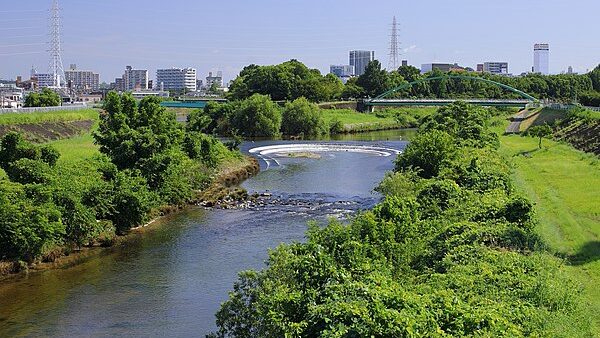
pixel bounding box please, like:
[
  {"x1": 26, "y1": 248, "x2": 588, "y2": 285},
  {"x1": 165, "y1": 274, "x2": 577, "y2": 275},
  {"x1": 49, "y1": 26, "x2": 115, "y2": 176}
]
[
  {"x1": 579, "y1": 90, "x2": 600, "y2": 107},
  {"x1": 228, "y1": 60, "x2": 343, "y2": 102},
  {"x1": 281, "y1": 98, "x2": 327, "y2": 136},
  {"x1": 230, "y1": 94, "x2": 282, "y2": 137},
  {"x1": 23, "y1": 88, "x2": 61, "y2": 107},
  {"x1": 395, "y1": 129, "x2": 456, "y2": 178}
]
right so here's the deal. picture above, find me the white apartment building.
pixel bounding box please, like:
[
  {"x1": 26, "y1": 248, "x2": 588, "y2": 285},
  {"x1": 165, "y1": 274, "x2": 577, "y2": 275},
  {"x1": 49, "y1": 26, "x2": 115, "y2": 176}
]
[{"x1": 156, "y1": 68, "x2": 197, "y2": 92}]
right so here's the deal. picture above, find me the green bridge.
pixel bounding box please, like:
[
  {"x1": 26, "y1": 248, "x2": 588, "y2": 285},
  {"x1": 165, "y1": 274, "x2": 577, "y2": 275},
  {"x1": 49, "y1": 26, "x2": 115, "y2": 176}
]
[{"x1": 362, "y1": 75, "x2": 539, "y2": 111}]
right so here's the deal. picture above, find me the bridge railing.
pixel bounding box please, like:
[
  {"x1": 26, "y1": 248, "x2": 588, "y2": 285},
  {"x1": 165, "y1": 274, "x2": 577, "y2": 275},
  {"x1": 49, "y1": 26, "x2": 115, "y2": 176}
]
[{"x1": 0, "y1": 103, "x2": 89, "y2": 114}]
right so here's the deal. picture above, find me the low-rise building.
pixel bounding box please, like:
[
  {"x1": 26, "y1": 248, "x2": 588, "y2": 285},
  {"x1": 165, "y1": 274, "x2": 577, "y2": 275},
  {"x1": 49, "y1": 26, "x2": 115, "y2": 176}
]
[
  {"x1": 483, "y1": 62, "x2": 509, "y2": 75},
  {"x1": 130, "y1": 89, "x2": 170, "y2": 100},
  {"x1": 0, "y1": 84, "x2": 24, "y2": 108},
  {"x1": 421, "y1": 63, "x2": 467, "y2": 73},
  {"x1": 330, "y1": 65, "x2": 354, "y2": 83},
  {"x1": 206, "y1": 71, "x2": 224, "y2": 89}
]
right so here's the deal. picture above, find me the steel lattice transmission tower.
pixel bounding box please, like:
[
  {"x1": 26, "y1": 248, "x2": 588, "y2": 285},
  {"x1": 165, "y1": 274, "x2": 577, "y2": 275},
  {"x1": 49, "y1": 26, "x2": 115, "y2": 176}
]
[
  {"x1": 387, "y1": 16, "x2": 400, "y2": 70},
  {"x1": 48, "y1": 0, "x2": 65, "y2": 88}
]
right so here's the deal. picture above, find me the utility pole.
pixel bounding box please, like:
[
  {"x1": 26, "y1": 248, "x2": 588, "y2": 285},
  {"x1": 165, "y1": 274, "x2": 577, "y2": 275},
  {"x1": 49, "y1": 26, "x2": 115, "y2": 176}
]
[
  {"x1": 388, "y1": 16, "x2": 400, "y2": 71},
  {"x1": 49, "y1": 0, "x2": 65, "y2": 88}
]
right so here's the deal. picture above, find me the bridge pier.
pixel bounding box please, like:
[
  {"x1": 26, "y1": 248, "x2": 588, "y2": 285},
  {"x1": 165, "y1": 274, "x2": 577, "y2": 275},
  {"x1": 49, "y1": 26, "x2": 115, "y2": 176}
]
[{"x1": 357, "y1": 100, "x2": 374, "y2": 113}]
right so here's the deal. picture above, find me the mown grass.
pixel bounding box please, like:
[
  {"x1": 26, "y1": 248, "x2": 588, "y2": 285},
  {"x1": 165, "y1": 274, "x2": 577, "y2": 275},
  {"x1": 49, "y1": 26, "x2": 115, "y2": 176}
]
[
  {"x1": 497, "y1": 123, "x2": 600, "y2": 335},
  {"x1": 0, "y1": 109, "x2": 99, "y2": 125}
]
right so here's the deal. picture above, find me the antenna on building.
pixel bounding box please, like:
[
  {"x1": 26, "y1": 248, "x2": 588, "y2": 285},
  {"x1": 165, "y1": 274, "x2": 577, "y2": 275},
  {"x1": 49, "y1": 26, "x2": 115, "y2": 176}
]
[
  {"x1": 48, "y1": 0, "x2": 65, "y2": 88},
  {"x1": 387, "y1": 16, "x2": 400, "y2": 70}
]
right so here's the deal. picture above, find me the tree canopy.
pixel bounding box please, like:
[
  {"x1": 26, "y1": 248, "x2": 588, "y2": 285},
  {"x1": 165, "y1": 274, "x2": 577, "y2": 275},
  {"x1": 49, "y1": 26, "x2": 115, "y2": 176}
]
[{"x1": 24, "y1": 88, "x2": 61, "y2": 107}]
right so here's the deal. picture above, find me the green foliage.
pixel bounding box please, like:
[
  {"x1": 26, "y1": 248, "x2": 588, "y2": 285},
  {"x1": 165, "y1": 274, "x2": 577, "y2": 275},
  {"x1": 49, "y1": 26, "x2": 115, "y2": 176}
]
[
  {"x1": 23, "y1": 88, "x2": 61, "y2": 107},
  {"x1": 110, "y1": 170, "x2": 158, "y2": 234},
  {"x1": 527, "y1": 124, "x2": 553, "y2": 149},
  {"x1": 356, "y1": 60, "x2": 392, "y2": 98},
  {"x1": 395, "y1": 129, "x2": 457, "y2": 178},
  {"x1": 95, "y1": 93, "x2": 184, "y2": 170},
  {"x1": 0, "y1": 181, "x2": 64, "y2": 262},
  {"x1": 230, "y1": 94, "x2": 282, "y2": 137},
  {"x1": 578, "y1": 90, "x2": 600, "y2": 107},
  {"x1": 228, "y1": 60, "x2": 342, "y2": 102},
  {"x1": 421, "y1": 101, "x2": 499, "y2": 148},
  {"x1": 281, "y1": 97, "x2": 327, "y2": 136},
  {"x1": 588, "y1": 64, "x2": 600, "y2": 91},
  {"x1": 328, "y1": 118, "x2": 344, "y2": 134}
]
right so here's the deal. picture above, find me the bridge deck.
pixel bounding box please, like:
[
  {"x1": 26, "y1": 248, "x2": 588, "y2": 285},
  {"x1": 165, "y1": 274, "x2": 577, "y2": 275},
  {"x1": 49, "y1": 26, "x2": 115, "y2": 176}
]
[{"x1": 366, "y1": 99, "x2": 531, "y2": 107}]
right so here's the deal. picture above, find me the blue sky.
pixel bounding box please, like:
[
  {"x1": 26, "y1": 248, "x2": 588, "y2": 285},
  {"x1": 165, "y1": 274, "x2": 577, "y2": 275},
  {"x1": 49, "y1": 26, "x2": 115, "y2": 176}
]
[{"x1": 1, "y1": 0, "x2": 598, "y2": 83}]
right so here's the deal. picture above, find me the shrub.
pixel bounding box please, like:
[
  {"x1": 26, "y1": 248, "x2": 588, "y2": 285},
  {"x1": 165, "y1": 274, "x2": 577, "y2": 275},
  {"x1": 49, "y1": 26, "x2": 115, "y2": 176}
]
[
  {"x1": 230, "y1": 94, "x2": 282, "y2": 137},
  {"x1": 395, "y1": 129, "x2": 456, "y2": 178},
  {"x1": 281, "y1": 97, "x2": 327, "y2": 136}
]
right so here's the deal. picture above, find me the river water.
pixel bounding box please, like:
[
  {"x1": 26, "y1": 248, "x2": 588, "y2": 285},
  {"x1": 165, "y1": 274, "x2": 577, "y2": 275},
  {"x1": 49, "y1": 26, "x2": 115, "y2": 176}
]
[{"x1": 0, "y1": 130, "x2": 414, "y2": 337}]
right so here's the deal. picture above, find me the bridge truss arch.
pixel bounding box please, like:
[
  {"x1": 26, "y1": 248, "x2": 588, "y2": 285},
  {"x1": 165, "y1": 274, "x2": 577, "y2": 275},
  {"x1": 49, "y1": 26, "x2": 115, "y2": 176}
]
[{"x1": 374, "y1": 75, "x2": 538, "y2": 102}]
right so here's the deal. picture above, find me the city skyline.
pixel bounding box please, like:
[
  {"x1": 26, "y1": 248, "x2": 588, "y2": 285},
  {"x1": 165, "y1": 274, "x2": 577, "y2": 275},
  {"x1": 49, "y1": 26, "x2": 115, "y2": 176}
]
[{"x1": 1, "y1": 0, "x2": 598, "y2": 83}]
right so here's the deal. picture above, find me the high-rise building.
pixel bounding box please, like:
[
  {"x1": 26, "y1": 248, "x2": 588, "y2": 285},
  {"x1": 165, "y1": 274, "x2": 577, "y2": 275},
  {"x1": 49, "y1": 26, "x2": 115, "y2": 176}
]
[
  {"x1": 483, "y1": 62, "x2": 509, "y2": 75},
  {"x1": 64, "y1": 65, "x2": 100, "y2": 91},
  {"x1": 156, "y1": 68, "x2": 197, "y2": 92},
  {"x1": 533, "y1": 43, "x2": 549, "y2": 75},
  {"x1": 123, "y1": 66, "x2": 149, "y2": 91},
  {"x1": 349, "y1": 50, "x2": 375, "y2": 76}
]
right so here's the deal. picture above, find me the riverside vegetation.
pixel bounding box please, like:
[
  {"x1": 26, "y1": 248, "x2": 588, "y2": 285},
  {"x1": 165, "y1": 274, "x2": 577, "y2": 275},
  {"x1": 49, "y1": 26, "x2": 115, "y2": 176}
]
[
  {"x1": 210, "y1": 102, "x2": 595, "y2": 337},
  {"x1": 0, "y1": 92, "x2": 248, "y2": 272},
  {"x1": 187, "y1": 95, "x2": 435, "y2": 138}
]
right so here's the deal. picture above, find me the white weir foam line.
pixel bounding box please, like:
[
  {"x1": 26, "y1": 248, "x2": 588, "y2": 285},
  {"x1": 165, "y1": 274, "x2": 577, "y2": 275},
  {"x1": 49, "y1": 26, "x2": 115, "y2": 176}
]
[{"x1": 249, "y1": 144, "x2": 401, "y2": 157}]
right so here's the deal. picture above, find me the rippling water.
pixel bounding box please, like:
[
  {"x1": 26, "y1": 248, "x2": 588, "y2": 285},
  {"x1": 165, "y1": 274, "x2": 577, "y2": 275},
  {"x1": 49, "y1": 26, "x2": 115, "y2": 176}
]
[{"x1": 0, "y1": 130, "x2": 411, "y2": 337}]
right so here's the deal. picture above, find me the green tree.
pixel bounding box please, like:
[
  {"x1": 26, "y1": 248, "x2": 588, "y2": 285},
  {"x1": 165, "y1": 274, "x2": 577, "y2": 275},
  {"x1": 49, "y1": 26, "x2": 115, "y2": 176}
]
[
  {"x1": 230, "y1": 94, "x2": 282, "y2": 137},
  {"x1": 281, "y1": 97, "x2": 326, "y2": 136},
  {"x1": 94, "y1": 92, "x2": 184, "y2": 170},
  {"x1": 527, "y1": 124, "x2": 553, "y2": 149},
  {"x1": 356, "y1": 60, "x2": 390, "y2": 98},
  {"x1": 395, "y1": 129, "x2": 456, "y2": 178},
  {"x1": 24, "y1": 88, "x2": 61, "y2": 107}
]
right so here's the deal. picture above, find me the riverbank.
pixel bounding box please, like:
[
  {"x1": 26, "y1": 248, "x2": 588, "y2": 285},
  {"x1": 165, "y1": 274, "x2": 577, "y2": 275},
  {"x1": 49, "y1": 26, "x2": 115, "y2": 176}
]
[
  {"x1": 497, "y1": 124, "x2": 600, "y2": 334},
  {"x1": 0, "y1": 154, "x2": 260, "y2": 281}
]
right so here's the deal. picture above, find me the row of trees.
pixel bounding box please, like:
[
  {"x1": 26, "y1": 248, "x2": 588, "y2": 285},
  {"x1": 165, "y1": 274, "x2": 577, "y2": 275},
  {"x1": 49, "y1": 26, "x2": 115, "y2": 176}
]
[
  {"x1": 227, "y1": 59, "x2": 600, "y2": 103},
  {"x1": 0, "y1": 92, "x2": 236, "y2": 263},
  {"x1": 210, "y1": 102, "x2": 591, "y2": 337},
  {"x1": 187, "y1": 94, "x2": 332, "y2": 138}
]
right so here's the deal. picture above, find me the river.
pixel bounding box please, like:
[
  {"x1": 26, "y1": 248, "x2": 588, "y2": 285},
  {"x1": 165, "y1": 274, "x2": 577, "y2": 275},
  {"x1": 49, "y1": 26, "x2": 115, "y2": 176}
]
[{"x1": 0, "y1": 129, "x2": 414, "y2": 337}]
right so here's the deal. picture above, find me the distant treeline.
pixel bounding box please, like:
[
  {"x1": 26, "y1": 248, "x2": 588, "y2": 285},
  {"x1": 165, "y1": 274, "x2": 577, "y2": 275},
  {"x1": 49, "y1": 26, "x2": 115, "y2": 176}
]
[{"x1": 227, "y1": 59, "x2": 600, "y2": 103}]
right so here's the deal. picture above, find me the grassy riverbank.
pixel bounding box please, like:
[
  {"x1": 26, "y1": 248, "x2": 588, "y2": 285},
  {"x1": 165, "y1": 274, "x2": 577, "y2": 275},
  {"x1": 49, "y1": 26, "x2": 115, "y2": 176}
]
[
  {"x1": 496, "y1": 120, "x2": 600, "y2": 334},
  {"x1": 0, "y1": 108, "x2": 98, "y2": 125},
  {"x1": 321, "y1": 107, "x2": 436, "y2": 133}
]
